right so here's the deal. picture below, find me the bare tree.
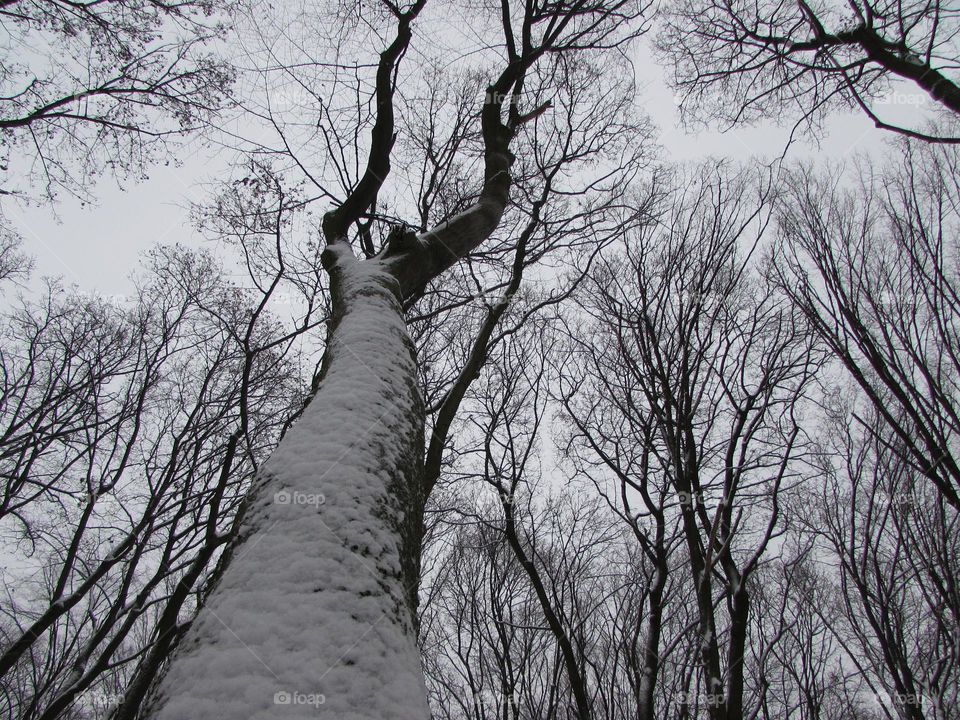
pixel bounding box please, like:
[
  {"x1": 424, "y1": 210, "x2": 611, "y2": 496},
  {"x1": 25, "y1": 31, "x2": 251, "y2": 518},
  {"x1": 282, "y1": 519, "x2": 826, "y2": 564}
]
[
  {"x1": 556, "y1": 162, "x2": 824, "y2": 720},
  {"x1": 795, "y1": 402, "x2": 959, "y2": 720},
  {"x1": 17, "y1": 1, "x2": 960, "y2": 718},
  {"x1": 0, "y1": 233, "x2": 30, "y2": 284},
  {"x1": 742, "y1": 551, "x2": 879, "y2": 720},
  {"x1": 143, "y1": 2, "x2": 650, "y2": 718},
  {"x1": 0, "y1": 163, "x2": 327, "y2": 719},
  {"x1": 657, "y1": 0, "x2": 960, "y2": 142},
  {"x1": 767, "y1": 137, "x2": 960, "y2": 720},
  {"x1": 421, "y1": 505, "x2": 577, "y2": 720},
  {"x1": 774, "y1": 139, "x2": 960, "y2": 510},
  {"x1": 0, "y1": 0, "x2": 234, "y2": 202}
]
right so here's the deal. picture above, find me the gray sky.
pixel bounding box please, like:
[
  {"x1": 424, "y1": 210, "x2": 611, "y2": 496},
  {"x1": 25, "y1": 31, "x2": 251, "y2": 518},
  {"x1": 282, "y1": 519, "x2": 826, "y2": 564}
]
[{"x1": 7, "y1": 33, "x2": 928, "y2": 299}]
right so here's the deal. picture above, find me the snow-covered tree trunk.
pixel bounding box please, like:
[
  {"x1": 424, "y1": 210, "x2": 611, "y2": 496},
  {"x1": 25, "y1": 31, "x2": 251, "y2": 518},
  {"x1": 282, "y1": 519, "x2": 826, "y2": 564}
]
[
  {"x1": 142, "y1": 0, "x2": 633, "y2": 714},
  {"x1": 146, "y1": 65, "x2": 520, "y2": 720},
  {"x1": 147, "y1": 246, "x2": 430, "y2": 719}
]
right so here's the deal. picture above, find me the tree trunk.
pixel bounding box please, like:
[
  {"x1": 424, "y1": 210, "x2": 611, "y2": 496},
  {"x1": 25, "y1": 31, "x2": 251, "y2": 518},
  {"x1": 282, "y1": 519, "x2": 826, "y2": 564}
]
[
  {"x1": 146, "y1": 245, "x2": 429, "y2": 719},
  {"x1": 636, "y1": 562, "x2": 666, "y2": 720}
]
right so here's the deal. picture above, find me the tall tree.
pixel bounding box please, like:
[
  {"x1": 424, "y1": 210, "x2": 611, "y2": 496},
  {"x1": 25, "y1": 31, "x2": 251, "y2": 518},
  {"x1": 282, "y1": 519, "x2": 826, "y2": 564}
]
[
  {"x1": 556, "y1": 163, "x2": 823, "y2": 720},
  {"x1": 657, "y1": 0, "x2": 960, "y2": 142},
  {"x1": 0, "y1": 234, "x2": 321, "y2": 719},
  {"x1": 0, "y1": 0, "x2": 234, "y2": 203},
  {"x1": 774, "y1": 140, "x2": 960, "y2": 510},
  {"x1": 801, "y1": 402, "x2": 960, "y2": 720},
  {"x1": 145, "y1": 2, "x2": 648, "y2": 718}
]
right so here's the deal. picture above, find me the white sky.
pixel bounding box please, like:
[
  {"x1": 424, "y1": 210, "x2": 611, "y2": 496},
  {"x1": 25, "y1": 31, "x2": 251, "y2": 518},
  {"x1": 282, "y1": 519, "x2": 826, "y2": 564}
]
[{"x1": 7, "y1": 33, "x2": 928, "y2": 299}]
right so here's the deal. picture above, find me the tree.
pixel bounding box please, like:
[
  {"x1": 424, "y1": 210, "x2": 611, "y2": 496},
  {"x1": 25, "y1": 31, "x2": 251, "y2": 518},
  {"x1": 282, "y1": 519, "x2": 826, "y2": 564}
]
[
  {"x1": 657, "y1": 0, "x2": 960, "y2": 142},
  {"x1": 0, "y1": 262, "x2": 289, "y2": 718},
  {"x1": 13, "y1": 0, "x2": 960, "y2": 716},
  {"x1": 143, "y1": 2, "x2": 649, "y2": 718},
  {"x1": 556, "y1": 163, "x2": 824, "y2": 720},
  {"x1": 0, "y1": 0, "x2": 234, "y2": 203},
  {"x1": 0, "y1": 165, "x2": 327, "y2": 720},
  {"x1": 0, "y1": 0, "x2": 235, "y2": 328},
  {"x1": 774, "y1": 139, "x2": 960, "y2": 510},
  {"x1": 763, "y1": 135, "x2": 960, "y2": 720},
  {"x1": 420, "y1": 495, "x2": 627, "y2": 720},
  {"x1": 799, "y1": 402, "x2": 959, "y2": 720}
]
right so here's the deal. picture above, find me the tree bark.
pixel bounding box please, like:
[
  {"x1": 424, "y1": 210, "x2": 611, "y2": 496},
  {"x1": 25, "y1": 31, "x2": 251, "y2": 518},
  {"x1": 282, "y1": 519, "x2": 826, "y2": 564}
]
[{"x1": 146, "y1": 246, "x2": 429, "y2": 719}]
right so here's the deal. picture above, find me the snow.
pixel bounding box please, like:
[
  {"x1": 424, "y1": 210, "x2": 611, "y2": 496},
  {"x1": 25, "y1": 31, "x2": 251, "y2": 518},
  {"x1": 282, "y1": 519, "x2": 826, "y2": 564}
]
[{"x1": 150, "y1": 250, "x2": 430, "y2": 719}]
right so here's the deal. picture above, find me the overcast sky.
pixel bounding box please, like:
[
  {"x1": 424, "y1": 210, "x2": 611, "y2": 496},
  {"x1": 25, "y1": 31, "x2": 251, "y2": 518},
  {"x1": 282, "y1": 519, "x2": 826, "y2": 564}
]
[{"x1": 7, "y1": 33, "x2": 928, "y2": 301}]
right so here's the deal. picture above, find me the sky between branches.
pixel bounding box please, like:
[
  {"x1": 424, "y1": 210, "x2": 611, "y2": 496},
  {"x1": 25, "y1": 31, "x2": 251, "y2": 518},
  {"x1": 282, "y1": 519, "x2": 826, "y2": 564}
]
[{"x1": 6, "y1": 20, "x2": 939, "y2": 299}]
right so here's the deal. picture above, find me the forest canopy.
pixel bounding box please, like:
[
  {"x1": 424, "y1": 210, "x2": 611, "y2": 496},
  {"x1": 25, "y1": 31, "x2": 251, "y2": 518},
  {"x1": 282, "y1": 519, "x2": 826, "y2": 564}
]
[{"x1": 0, "y1": 1, "x2": 958, "y2": 719}]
